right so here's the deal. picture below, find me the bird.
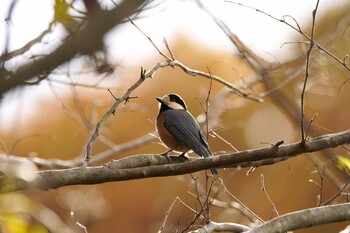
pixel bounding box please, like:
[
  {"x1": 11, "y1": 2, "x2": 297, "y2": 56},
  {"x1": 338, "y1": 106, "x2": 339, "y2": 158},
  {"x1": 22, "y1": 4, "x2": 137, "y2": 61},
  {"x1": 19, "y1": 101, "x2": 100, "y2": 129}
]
[{"x1": 156, "y1": 93, "x2": 218, "y2": 175}]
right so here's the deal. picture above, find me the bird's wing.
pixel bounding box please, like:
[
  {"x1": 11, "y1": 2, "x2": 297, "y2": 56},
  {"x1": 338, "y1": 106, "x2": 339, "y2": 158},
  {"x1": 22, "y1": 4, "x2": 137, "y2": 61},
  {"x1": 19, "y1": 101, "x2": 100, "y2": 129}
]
[
  {"x1": 163, "y1": 109, "x2": 210, "y2": 157},
  {"x1": 163, "y1": 109, "x2": 218, "y2": 174}
]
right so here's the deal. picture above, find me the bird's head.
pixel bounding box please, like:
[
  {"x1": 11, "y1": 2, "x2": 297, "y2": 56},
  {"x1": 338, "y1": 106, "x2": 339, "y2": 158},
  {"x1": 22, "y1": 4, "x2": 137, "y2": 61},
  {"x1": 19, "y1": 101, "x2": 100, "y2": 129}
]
[{"x1": 156, "y1": 93, "x2": 187, "y2": 111}]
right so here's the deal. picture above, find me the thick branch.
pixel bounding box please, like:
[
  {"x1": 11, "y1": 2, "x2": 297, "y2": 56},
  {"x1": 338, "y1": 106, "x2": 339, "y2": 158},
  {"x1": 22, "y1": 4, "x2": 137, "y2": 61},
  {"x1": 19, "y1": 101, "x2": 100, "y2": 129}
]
[
  {"x1": 0, "y1": 0, "x2": 146, "y2": 96},
  {"x1": 0, "y1": 22, "x2": 54, "y2": 62},
  {"x1": 190, "y1": 221, "x2": 251, "y2": 233},
  {"x1": 5, "y1": 129, "x2": 350, "y2": 192},
  {"x1": 247, "y1": 203, "x2": 350, "y2": 233}
]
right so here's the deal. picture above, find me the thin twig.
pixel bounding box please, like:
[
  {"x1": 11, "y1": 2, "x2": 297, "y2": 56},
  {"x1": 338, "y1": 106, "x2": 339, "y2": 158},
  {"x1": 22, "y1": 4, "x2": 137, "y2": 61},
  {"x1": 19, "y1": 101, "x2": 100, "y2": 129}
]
[
  {"x1": 261, "y1": 174, "x2": 279, "y2": 217},
  {"x1": 321, "y1": 178, "x2": 350, "y2": 206},
  {"x1": 205, "y1": 67, "x2": 213, "y2": 140},
  {"x1": 210, "y1": 131, "x2": 239, "y2": 152},
  {"x1": 128, "y1": 18, "x2": 171, "y2": 61},
  {"x1": 181, "y1": 177, "x2": 214, "y2": 232},
  {"x1": 108, "y1": 0, "x2": 173, "y2": 62},
  {"x1": 0, "y1": 21, "x2": 55, "y2": 62},
  {"x1": 84, "y1": 67, "x2": 148, "y2": 165},
  {"x1": 47, "y1": 76, "x2": 117, "y2": 89},
  {"x1": 150, "y1": 59, "x2": 259, "y2": 101},
  {"x1": 107, "y1": 88, "x2": 118, "y2": 101},
  {"x1": 90, "y1": 133, "x2": 156, "y2": 164},
  {"x1": 158, "y1": 197, "x2": 180, "y2": 233},
  {"x1": 225, "y1": 0, "x2": 350, "y2": 73},
  {"x1": 309, "y1": 165, "x2": 325, "y2": 206},
  {"x1": 317, "y1": 165, "x2": 325, "y2": 206},
  {"x1": 220, "y1": 179, "x2": 265, "y2": 223},
  {"x1": 49, "y1": 80, "x2": 130, "y2": 164},
  {"x1": 67, "y1": 73, "x2": 92, "y2": 129},
  {"x1": 70, "y1": 211, "x2": 88, "y2": 233},
  {"x1": 300, "y1": 0, "x2": 320, "y2": 142},
  {"x1": 163, "y1": 38, "x2": 175, "y2": 61},
  {"x1": 169, "y1": 60, "x2": 260, "y2": 101}
]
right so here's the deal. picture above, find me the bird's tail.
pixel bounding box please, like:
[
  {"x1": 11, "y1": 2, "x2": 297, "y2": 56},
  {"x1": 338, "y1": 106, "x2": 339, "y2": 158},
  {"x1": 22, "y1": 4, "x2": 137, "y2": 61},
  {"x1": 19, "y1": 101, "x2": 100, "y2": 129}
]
[
  {"x1": 209, "y1": 167, "x2": 218, "y2": 175},
  {"x1": 197, "y1": 146, "x2": 218, "y2": 175}
]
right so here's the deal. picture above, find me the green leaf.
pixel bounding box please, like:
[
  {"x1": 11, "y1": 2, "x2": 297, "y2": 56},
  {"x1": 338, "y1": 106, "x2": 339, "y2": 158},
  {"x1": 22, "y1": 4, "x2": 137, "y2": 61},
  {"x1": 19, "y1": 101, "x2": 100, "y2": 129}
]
[
  {"x1": 54, "y1": 0, "x2": 73, "y2": 26},
  {"x1": 336, "y1": 155, "x2": 350, "y2": 174}
]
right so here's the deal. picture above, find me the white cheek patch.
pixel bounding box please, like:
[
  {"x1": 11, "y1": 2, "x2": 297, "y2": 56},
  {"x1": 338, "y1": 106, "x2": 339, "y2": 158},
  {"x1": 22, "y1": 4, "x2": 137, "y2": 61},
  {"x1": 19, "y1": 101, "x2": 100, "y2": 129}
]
[{"x1": 168, "y1": 102, "x2": 185, "y2": 110}]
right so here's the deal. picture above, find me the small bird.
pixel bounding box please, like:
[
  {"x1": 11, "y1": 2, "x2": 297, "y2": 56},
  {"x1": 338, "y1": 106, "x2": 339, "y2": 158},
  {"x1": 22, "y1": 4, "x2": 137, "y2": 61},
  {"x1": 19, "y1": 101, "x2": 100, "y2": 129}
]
[{"x1": 156, "y1": 93, "x2": 218, "y2": 175}]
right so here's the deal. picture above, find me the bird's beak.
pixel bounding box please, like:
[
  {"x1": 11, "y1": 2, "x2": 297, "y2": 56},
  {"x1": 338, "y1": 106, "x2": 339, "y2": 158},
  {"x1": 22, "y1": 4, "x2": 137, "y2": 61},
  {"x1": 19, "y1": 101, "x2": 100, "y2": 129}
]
[{"x1": 156, "y1": 97, "x2": 165, "y2": 104}]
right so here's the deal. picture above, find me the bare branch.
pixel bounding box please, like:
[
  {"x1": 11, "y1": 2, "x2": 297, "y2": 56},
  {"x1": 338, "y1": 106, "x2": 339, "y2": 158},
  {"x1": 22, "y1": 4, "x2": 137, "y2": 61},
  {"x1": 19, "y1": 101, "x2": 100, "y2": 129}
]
[
  {"x1": 225, "y1": 0, "x2": 350, "y2": 73},
  {"x1": 247, "y1": 203, "x2": 350, "y2": 233},
  {"x1": 90, "y1": 133, "x2": 156, "y2": 164},
  {"x1": 0, "y1": 0, "x2": 147, "y2": 96},
  {"x1": 127, "y1": 16, "x2": 171, "y2": 61},
  {"x1": 4, "y1": 129, "x2": 350, "y2": 192},
  {"x1": 260, "y1": 174, "x2": 279, "y2": 217},
  {"x1": 198, "y1": 0, "x2": 269, "y2": 79},
  {"x1": 163, "y1": 38, "x2": 175, "y2": 60},
  {"x1": 189, "y1": 221, "x2": 251, "y2": 233},
  {"x1": 84, "y1": 67, "x2": 149, "y2": 164},
  {"x1": 0, "y1": 133, "x2": 156, "y2": 170},
  {"x1": 300, "y1": 0, "x2": 320, "y2": 142},
  {"x1": 309, "y1": 165, "x2": 325, "y2": 206},
  {"x1": 167, "y1": 60, "x2": 261, "y2": 102},
  {"x1": 321, "y1": 178, "x2": 350, "y2": 206},
  {"x1": 220, "y1": 179, "x2": 264, "y2": 224},
  {"x1": 210, "y1": 131, "x2": 239, "y2": 152},
  {"x1": 158, "y1": 197, "x2": 181, "y2": 233},
  {"x1": 0, "y1": 21, "x2": 55, "y2": 62}
]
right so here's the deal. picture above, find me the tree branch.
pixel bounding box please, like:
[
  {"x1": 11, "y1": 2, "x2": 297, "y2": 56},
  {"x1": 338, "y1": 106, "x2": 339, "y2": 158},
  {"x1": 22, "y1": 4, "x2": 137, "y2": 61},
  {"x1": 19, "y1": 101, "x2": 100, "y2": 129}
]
[
  {"x1": 189, "y1": 221, "x2": 251, "y2": 233},
  {"x1": 247, "y1": 203, "x2": 350, "y2": 233},
  {"x1": 0, "y1": 133, "x2": 156, "y2": 169},
  {"x1": 0, "y1": 0, "x2": 146, "y2": 96},
  {"x1": 300, "y1": 0, "x2": 320, "y2": 142},
  {"x1": 4, "y1": 129, "x2": 350, "y2": 192},
  {"x1": 84, "y1": 67, "x2": 149, "y2": 164},
  {"x1": 0, "y1": 21, "x2": 55, "y2": 62}
]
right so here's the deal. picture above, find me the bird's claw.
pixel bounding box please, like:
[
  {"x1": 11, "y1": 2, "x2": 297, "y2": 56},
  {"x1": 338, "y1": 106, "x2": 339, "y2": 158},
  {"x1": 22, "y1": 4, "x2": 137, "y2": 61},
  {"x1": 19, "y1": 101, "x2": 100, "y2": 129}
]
[
  {"x1": 178, "y1": 152, "x2": 189, "y2": 161},
  {"x1": 160, "y1": 149, "x2": 172, "y2": 162}
]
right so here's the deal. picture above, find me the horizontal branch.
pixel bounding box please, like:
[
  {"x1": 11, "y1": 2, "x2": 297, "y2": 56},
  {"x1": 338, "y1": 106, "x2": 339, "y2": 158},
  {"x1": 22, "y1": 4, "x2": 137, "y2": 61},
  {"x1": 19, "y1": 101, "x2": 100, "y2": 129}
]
[
  {"x1": 247, "y1": 203, "x2": 350, "y2": 233},
  {"x1": 0, "y1": 133, "x2": 156, "y2": 169},
  {"x1": 190, "y1": 203, "x2": 350, "y2": 233},
  {"x1": 189, "y1": 221, "x2": 251, "y2": 233},
  {"x1": 4, "y1": 129, "x2": 349, "y2": 192}
]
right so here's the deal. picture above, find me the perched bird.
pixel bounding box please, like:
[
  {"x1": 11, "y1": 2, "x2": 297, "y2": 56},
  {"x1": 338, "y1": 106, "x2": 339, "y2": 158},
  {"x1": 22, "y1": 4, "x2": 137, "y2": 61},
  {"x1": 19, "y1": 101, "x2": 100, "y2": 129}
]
[{"x1": 156, "y1": 93, "x2": 218, "y2": 175}]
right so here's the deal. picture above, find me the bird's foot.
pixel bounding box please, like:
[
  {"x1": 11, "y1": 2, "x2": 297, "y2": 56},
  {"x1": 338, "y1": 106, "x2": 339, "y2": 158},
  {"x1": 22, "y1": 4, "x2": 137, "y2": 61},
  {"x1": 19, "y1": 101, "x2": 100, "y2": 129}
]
[
  {"x1": 160, "y1": 149, "x2": 172, "y2": 162},
  {"x1": 178, "y1": 152, "x2": 189, "y2": 161}
]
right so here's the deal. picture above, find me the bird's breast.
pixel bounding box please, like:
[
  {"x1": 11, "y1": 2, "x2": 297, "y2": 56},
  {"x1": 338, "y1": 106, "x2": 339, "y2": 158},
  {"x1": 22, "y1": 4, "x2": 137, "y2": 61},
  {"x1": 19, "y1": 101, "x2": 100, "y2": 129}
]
[{"x1": 156, "y1": 112, "x2": 189, "y2": 152}]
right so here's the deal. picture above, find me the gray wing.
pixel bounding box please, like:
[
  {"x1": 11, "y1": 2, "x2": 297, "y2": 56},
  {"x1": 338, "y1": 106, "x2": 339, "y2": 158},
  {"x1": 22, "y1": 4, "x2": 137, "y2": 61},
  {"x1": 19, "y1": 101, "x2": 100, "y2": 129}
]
[{"x1": 163, "y1": 109, "x2": 211, "y2": 158}]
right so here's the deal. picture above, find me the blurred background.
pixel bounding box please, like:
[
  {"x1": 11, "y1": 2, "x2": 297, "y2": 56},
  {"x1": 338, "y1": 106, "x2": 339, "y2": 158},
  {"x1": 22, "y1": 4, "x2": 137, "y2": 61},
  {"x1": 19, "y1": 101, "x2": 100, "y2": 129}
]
[{"x1": 1, "y1": 0, "x2": 350, "y2": 232}]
